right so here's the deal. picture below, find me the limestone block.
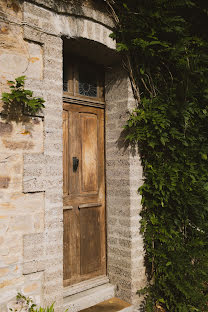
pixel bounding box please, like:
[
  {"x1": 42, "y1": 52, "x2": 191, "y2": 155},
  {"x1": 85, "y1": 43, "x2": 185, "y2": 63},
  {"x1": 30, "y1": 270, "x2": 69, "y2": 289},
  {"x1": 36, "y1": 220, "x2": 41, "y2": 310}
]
[
  {"x1": 23, "y1": 233, "x2": 44, "y2": 262},
  {"x1": 25, "y1": 42, "x2": 43, "y2": 80},
  {"x1": 0, "y1": 32, "x2": 43, "y2": 79},
  {"x1": 0, "y1": 22, "x2": 25, "y2": 54},
  {"x1": 23, "y1": 271, "x2": 44, "y2": 305},
  {"x1": 23, "y1": 26, "x2": 44, "y2": 44},
  {"x1": 0, "y1": 119, "x2": 44, "y2": 154},
  {"x1": 23, "y1": 153, "x2": 45, "y2": 192},
  {"x1": 0, "y1": 53, "x2": 29, "y2": 76},
  {"x1": 0, "y1": 191, "x2": 44, "y2": 279},
  {"x1": 23, "y1": 260, "x2": 45, "y2": 275}
]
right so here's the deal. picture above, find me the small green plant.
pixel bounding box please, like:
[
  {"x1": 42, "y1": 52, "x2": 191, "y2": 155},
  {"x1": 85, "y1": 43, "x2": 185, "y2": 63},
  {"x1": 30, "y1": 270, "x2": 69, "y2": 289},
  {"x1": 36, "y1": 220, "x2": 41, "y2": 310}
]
[
  {"x1": 33, "y1": 303, "x2": 55, "y2": 312},
  {"x1": 1, "y1": 76, "x2": 45, "y2": 122},
  {"x1": 9, "y1": 293, "x2": 68, "y2": 312},
  {"x1": 9, "y1": 292, "x2": 36, "y2": 312}
]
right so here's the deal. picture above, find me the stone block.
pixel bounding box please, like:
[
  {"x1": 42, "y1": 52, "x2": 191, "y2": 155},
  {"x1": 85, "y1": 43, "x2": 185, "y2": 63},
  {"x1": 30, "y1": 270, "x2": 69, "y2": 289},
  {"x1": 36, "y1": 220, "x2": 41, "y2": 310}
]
[
  {"x1": 24, "y1": 14, "x2": 41, "y2": 28},
  {"x1": 44, "y1": 46, "x2": 62, "y2": 59},
  {"x1": 43, "y1": 36, "x2": 62, "y2": 47},
  {"x1": 23, "y1": 25, "x2": 44, "y2": 44},
  {"x1": 23, "y1": 260, "x2": 45, "y2": 275},
  {"x1": 11, "y1": 215, "x2": 34, "y2": 233},
  {"x1": 25, "y1": 41, "x2": 43, "y2": 80},
  {"x1": 0, "y1": 53, "x2": 28, "y2": 76},
  {"x1": 23, "y1": 233, "x2": 45, "y2": 264},
  {"x1": 24, "y1": 2, "x2": 50, "y2": 20},
  {"x1": 23, "y1": 232, "x2": 44, "y2": 246},
  {"x1": 23, "y1": 153, "x2": 45, "y2": 192}
]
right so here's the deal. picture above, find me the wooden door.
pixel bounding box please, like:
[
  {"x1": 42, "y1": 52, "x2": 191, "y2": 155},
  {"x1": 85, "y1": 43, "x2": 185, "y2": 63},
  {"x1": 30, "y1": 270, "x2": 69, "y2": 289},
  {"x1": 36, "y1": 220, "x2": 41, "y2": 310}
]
[{"x1": 63, "y1": 103, "x2": 106, "y2": 287}]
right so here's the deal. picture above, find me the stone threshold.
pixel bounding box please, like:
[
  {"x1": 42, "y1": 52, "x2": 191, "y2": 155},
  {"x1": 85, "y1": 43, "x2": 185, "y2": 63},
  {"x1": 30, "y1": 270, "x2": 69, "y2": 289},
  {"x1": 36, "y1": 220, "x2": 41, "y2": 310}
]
[{"x1": 64, "y1": 283, "x2": 115, "y2": 312}]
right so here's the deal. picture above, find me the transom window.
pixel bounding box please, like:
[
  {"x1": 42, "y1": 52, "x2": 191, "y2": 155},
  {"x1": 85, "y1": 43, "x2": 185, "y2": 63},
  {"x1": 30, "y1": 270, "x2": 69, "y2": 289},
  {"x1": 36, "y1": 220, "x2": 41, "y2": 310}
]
[{"x1": 63, "y1": 57, "x2": 105, "y2": 103}]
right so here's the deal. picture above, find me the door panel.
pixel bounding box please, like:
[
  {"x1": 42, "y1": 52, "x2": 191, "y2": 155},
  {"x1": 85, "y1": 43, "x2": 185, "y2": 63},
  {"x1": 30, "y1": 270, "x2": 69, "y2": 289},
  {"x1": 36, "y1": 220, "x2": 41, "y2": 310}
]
[
  {"x1": 63, "y1": 103, "x2": 106, "y2": 287},
  {"x1": 80, "y1": 206, "x2": 101, "y2": 275},
  {"x1": 80, "y1": 113, "x2": 98, "y2": 193}
]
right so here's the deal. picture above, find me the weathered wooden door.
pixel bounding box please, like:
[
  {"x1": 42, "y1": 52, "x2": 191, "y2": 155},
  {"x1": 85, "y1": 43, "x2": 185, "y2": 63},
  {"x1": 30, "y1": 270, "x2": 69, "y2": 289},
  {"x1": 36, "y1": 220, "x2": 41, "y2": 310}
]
[{"x1": 63, "y1": 103, "x2": 106, "y2": 287}]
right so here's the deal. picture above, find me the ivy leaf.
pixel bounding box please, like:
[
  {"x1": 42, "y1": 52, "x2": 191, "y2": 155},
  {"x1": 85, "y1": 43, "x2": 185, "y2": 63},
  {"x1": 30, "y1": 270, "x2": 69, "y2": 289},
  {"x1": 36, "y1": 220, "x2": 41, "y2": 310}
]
[
  {"x1": 149, "y1": 142, "x2": 156, "y2": 148},
  {"x1": 201, "y1": 153, "x2": 207, "y2": 160},
  {"x1": 160, "y1": 137, "x2": 166, "y2": 145},
  {"x1": 203, "y1": 183, "x2": 208, "y2": 191},
  {"x1": 15, "y1": 76, "x2": 25, "y2": 85},
  {"x1": 24, "y1": 90, "x2": 33, "y2": 97},
  {"x1": 116, "y1": 43, "x2": 128, "y2": 51},
  {"x1": 123, "y1": 3, "x2": 129, "y2": 10}
]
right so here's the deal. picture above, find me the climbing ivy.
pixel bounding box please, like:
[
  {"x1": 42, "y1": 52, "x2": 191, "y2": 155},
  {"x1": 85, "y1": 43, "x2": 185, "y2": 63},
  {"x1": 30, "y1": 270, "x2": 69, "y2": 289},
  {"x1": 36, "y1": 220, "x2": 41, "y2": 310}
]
[{"x1": 107, "y1": 1, "x2": 208, "y2": 311}]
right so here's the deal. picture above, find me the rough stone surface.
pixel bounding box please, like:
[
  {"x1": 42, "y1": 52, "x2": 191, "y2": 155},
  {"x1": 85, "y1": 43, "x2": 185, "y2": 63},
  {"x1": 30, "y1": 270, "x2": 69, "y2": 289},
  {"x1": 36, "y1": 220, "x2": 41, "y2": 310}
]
[
  {"x1": 105, "y1": 67, "x2": 146, "y2": 306},
  {"x1": 22, "y1": 2, "x2": 115, "y2": 50},
  {"x1": 0, "y1": 1, "x2": 62, "y2": 309},
  {"x1": 0, "y1": 1, "x2": 145, "y2": 311},
  {"x1": 23, "y1": 0, "x2": 114, "y2": 28}
]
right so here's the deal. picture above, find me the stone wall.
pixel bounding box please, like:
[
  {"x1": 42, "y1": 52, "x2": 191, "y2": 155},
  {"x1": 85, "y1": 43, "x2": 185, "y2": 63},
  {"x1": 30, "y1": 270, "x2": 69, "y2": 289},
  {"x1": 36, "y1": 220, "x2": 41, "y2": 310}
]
[
  {"x1": 0, "y1": 0, "x2": 146, "y2": 311},
  {"x1": 0, "y1": 1, "x2": 63, "y2": 310},
  {"x1": 105, "y1": 67, "x2": 146, "y2": 307}
]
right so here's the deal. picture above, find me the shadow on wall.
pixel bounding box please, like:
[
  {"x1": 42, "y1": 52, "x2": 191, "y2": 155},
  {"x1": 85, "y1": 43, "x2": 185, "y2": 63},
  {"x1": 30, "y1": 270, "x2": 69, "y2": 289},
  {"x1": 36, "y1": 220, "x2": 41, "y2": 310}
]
[
  {"x1": 63, "y1": 37, "x2": 120, "y2": 66},
  {"x1": 1, "y1": 101, "x2": 39, "y2": 124},
  {"x1": 117, "y1": 127, "x2": 137, "y2": 157},
  {"x1": 104, "y1": 65, "x2": 137, "y2": 157}
]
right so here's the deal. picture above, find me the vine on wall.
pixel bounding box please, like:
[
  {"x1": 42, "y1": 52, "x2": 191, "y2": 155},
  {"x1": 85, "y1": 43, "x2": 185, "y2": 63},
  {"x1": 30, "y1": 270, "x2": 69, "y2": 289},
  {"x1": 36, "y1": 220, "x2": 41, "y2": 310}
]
[
  {"x1": 107, "y1": 1, "x2": 208, "y2": 311},
  {"x1": 1, "y1": 76, "x2": 45, "y2": 123}
]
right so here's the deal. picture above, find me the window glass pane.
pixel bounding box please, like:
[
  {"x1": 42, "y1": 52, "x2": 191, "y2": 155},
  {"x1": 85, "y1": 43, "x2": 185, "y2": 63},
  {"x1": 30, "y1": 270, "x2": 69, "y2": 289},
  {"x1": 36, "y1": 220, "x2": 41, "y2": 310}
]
[
  {"x1": 78, "y1": 66, "x2": 97, "y2": 97},
  {"x1": 63, "y1": 81, "x2": 68, "y2": 92},
  {"x1": 63, "y1": 67, "x2": 68, "y2": 92}
]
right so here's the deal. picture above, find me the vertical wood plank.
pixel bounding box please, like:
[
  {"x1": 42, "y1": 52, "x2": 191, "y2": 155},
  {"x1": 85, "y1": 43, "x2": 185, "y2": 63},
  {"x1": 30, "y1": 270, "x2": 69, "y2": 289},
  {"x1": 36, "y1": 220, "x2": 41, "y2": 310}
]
[
  {"x1": 63, "y1": 110, "x2": 69, "y2": 195},
  {"x1": 68, "y1": 111, "x2": 80, "y2": 195},
  {"x1": 63, "y1": 208, "x2": 80, "y2": 285}
]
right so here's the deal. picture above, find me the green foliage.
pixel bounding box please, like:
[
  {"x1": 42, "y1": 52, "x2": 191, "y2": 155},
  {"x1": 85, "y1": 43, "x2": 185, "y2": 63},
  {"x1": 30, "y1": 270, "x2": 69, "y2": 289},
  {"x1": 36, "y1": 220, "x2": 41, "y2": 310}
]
[
  {"x1": 1, "y1": 76, "x2": 45, "y2": 122},
  {"x1": 10, "y1": 293, "x2": 68, "y2": 312},
  {"x1": 109, "y1": 0, "x2": 208, "y2": 311}
]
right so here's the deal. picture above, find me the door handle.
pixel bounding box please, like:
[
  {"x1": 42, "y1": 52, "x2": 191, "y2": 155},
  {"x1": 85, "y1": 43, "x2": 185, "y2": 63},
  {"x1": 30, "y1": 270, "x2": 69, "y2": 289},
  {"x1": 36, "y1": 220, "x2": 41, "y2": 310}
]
[{"x1": 73, "y1": 157, "x2": 79, "y2": 172}]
